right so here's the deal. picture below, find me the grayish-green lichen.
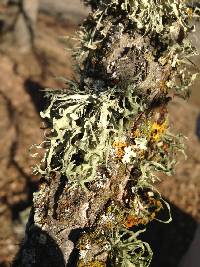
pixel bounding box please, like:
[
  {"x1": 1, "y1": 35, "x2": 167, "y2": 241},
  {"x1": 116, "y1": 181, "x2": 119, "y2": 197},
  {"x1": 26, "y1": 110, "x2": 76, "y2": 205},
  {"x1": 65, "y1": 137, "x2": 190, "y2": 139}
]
[{"x1": 28, "y1": 1, "x2": 199, "y2": 266}]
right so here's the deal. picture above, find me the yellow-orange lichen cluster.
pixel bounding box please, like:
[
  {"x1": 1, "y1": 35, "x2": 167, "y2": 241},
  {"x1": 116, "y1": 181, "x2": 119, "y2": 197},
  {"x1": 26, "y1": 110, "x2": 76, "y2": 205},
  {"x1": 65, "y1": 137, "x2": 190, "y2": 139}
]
[
  {"x1": 186, "y1": 7, "x2": 193, "y2": 19},
  {"x1": 125, "y1": 215, "x2": 148, "y2": 228},
  {"x1": 112, "y1": 140, "x2": 127, "y2": 159},
  {"x1": 77, "y1": 260, "x2": 106, "y2": 267},
  {"x1": 150, "y1": 121, "x2": 168, "y2": 142},
  {"x1": 112, "y1": 118, "x2": 168, "y2": 162},
  {"x1": 124, "y1": 194, "x2": 163, "y2": 229}
]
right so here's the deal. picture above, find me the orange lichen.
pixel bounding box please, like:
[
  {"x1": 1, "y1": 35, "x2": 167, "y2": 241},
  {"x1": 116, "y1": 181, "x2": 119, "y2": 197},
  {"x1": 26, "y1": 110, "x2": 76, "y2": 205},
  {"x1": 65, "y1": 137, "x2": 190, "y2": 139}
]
[
  {"x1": 132, "y1": 128, "x2": 140, "y2": 138},
  {"x1": 79, "y1": 244, "x2": 86, "y2": 250},
  {"x1": 112, "y1": 140, "x2": 127, "y2": 159},
  {"x1": 77, "y1": 260, "x2": 106, "y2": 267},
  {"x1": 147, "y1": 197, "x2": 163, "y2": 221},
  {"x1": 186, "y1": 7, "x2": 193, "y2": 19},
  {"x1": 150, "y1": 121, "x2": 168, "y2": 142},
  {"x1": 124, "y1": 215, "x2": 148, "y2": 228},
  {"x1": 124, "y1": 194, "x2": 163, "y2": 229}
]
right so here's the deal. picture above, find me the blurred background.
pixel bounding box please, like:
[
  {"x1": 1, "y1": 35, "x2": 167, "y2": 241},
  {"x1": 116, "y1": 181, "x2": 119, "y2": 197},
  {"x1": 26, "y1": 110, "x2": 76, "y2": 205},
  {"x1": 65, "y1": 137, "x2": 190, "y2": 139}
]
[{"x1": 0, "y1": 1, "x2": 199, "y2": 267}]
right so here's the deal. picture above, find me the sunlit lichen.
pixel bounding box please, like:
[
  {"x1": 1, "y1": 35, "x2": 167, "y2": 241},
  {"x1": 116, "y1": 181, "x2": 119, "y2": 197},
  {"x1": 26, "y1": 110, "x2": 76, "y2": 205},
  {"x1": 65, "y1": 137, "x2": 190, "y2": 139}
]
[{"x1": 33, "y1": 0, "x2": 199, "y2": 266}]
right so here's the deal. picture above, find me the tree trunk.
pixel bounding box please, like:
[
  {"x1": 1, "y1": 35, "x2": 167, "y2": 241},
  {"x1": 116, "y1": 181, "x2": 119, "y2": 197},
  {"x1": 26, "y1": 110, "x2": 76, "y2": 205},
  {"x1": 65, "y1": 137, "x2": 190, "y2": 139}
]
[{"x1": 12, "y1": 1, "x2": 199, "y2": 266}]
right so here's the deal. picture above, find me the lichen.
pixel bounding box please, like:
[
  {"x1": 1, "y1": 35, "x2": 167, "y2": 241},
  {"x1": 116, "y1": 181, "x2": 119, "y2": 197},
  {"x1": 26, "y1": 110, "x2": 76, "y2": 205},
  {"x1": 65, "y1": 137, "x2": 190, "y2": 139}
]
[{"x1": 33, "y1": 0, "x2": 199, "y2": 266}]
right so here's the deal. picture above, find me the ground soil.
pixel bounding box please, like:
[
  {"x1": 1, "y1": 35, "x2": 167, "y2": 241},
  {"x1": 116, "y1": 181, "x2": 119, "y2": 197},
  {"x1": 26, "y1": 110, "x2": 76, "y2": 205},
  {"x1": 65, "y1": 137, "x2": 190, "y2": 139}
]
[
  {"x1": 0, "y1": 4, "x2": 199, "y2": 267},
  {"x1": 0, "y1": 12, "x2": 76, "y2": 266}
]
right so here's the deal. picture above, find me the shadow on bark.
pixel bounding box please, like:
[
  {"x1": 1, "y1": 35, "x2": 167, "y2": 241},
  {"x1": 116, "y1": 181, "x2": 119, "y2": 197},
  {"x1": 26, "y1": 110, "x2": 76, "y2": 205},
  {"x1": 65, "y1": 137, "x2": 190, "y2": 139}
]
[
  {"x1": 11, "y1": 200, "x2": 197, "y2": 267},
  {"x1": 196, "y1": 113, "x2": 200, "y2": 140},
  {"x1": 24, "y1": 79, "x2": 46, "y2": 113},
  {"x1": 66, "y1": 228, "x2": 84, "y2": 267},
  {"x1": 12, "y1": 210, "x2": 65, "y2": 267}
]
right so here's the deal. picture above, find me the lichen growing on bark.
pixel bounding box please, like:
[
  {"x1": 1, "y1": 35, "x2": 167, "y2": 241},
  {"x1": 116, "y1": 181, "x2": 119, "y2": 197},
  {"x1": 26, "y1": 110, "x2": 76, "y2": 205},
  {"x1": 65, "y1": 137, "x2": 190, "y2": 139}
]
[{"x1": 13, "y1": 1, "x2": 199, "y2": 267}]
